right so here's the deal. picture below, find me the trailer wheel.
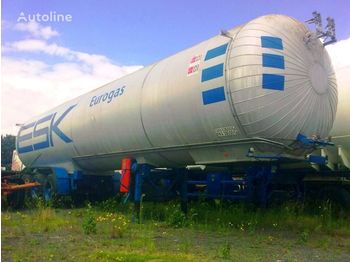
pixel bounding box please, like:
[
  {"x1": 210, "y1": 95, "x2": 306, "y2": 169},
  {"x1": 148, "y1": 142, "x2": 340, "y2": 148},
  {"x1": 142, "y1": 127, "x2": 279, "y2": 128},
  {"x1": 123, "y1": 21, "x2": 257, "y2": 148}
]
[
  {"x1": 337, "y1": 188, "x2": 350, "y2": 209},
  {"x1": 319, "y1": 186, "x2": 350, "y2": 210},
  {"x1": 43, "y1": 174, "x2": 57, "y2": 202},
  {"x1": 30, "y1": 173, "x2": 57, "y2": 203},
  {"x1": 30, "y1": 173, "x2": 46, "y2": 199}
]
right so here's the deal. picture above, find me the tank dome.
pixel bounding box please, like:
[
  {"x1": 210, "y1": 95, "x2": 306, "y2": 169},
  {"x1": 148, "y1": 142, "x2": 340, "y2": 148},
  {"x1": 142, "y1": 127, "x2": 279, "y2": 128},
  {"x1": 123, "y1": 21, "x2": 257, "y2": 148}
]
[{"x1": 226, "y1": 15, "x2": 337, "y2": 140}]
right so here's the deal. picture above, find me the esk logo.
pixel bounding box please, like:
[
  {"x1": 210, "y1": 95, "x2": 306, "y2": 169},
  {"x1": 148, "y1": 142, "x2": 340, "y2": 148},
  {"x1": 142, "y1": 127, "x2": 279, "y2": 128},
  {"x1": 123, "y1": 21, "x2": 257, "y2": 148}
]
[{"x1": 17, "y1": 105, "x2": 76, "y2": 154}]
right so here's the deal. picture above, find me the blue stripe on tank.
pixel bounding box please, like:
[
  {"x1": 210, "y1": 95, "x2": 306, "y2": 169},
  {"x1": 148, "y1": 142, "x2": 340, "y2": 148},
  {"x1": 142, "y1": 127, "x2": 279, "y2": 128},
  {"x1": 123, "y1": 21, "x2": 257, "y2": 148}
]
[
  {"x1": 204, "y1": 43, "x2": 228, "y2": 61},
  {"x1": 262, "y1": 53, "x2": 285, "y2": 69},
  {"x1": 201, "y1": 63, "x2": 224, "y2": 82},
  {"x1": 202, "y1": 86, "x2": 226, "y2": 105},
  {"x1": 262, "y1": 74, "x2": 285, "y2": 91},
  {"x1": 261, "y1": 36, "x2": 283, "y2": 50}
]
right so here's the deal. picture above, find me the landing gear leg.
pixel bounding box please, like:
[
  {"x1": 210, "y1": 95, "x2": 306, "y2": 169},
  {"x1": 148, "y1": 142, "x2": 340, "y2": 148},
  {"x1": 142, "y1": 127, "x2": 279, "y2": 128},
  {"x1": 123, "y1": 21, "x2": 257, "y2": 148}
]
[{"x1": 179, "y1": 170, "x2": 188, "y2": 214}]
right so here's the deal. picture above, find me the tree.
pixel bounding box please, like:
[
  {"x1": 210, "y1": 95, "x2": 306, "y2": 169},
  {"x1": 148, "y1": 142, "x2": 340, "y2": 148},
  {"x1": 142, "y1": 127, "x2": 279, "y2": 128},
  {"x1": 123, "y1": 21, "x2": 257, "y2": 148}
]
[{"x1": 1, "y1": 134, "x2": 16, "y2": 168}]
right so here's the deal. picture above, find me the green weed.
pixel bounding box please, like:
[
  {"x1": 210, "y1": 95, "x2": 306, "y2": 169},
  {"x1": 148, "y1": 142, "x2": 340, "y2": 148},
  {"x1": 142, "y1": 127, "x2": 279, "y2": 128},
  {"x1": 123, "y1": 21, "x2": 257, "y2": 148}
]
[
  {"x1": 88, "y1": 249, "x2": 194, "y2": 262},
  {"x1": 82, "y1": 215, "x2": 97, "y2": 235},
  {"x1": 82, "y1": 203, "x2": 97, "y2": 234},
  {"x1": 96, "y1": 212, "x2": 130, "y2": 238},
  {"x1": 299, "y1": 230, "x2": 310, "y2": 243},
  {"x1": 97, "y1": 196, "x2": 122, "y2": 213},
  {"x1": 167, "y1": 204, "x2": 187, "y2": 228},
  {"x1": 218, "y1": 241, "x2": 231, "y2": 259}
]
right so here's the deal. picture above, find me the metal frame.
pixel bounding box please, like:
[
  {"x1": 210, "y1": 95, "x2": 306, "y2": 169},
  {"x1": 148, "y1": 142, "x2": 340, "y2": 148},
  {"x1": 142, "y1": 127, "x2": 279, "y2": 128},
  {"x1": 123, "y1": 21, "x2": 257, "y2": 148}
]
[{"x1": 306, "y1": 11, "x2": 337, "y2": 46}]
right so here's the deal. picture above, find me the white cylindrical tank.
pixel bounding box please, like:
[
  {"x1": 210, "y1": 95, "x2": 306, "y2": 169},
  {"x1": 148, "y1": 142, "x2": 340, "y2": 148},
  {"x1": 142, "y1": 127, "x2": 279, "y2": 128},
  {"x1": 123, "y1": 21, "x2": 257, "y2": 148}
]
[
  {"x1": 16, "y1": 14, "x2": 337, "y2": 173},
  {"x1": 328, "y1": 74, "x2": 350, "y2": 169}
]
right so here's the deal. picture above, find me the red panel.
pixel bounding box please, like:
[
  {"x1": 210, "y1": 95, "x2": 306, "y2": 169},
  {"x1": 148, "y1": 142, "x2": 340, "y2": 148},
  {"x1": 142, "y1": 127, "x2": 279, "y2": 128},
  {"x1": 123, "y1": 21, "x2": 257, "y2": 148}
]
[{"x1": 120, "y1": 158, "x2": 132, "y2": 192}]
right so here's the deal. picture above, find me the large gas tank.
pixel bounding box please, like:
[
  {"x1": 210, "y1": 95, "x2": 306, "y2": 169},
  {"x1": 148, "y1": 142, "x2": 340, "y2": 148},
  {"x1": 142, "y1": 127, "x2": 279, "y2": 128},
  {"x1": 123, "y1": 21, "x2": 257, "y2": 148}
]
[
  {"x1": 16, "y1": 14, "x2": 337, "y2": 173},
  {"x1": 327, "y1": 71, "x2": 350, "y2": 169}
]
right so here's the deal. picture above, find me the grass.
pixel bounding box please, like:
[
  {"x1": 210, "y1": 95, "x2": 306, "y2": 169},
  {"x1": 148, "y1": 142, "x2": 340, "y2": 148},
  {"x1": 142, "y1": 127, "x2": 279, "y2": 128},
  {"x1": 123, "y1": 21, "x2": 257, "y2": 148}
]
[{"x1": 2, "y1": 198, "x2": 350, "y2": 261}]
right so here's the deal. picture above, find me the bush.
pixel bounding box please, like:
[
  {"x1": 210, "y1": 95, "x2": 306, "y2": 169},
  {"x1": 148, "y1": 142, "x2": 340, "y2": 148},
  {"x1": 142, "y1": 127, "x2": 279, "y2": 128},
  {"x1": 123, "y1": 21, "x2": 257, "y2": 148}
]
[
  {"x1": 167, "y1": 205, "x2": 187, "y2": 228},
  {"x1": 97, "y1": 196, "x2": 122, "y2": 213},
  {"x1": 82, "y1": 215, "x2": 97, "y2": 235}
]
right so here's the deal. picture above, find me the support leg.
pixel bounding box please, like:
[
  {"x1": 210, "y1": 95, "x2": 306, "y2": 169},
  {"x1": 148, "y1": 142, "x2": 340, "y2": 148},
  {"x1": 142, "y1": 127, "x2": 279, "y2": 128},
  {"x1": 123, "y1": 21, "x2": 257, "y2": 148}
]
[
  {"x1": 133, "y1": 164, "x2": 151, "y2": 223},
  {"x1": 133, "y1": 169, "x2": 143, "y2": 223},
  {"x1": 179, "y1": 169, "x2": 188, "y2": 214}
]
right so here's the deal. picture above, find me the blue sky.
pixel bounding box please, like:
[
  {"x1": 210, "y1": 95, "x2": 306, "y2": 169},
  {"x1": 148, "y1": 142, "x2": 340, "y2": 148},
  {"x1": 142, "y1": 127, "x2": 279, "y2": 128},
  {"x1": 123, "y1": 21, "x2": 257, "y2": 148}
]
[
  {"x1": 2, "y1": 0, "x2": 350, "y2": 65},
  {"x1": 1, "y1": 0, "x2": 350, "y2": 135}
]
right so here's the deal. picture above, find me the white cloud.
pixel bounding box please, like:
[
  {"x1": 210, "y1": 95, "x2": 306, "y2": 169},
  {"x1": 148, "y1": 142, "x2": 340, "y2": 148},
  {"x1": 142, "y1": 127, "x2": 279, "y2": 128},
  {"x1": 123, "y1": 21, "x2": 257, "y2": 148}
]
[
  {"x1": 1, "y1": 25, "x2": 143, "y2": 135},
  {"x1": 4, "y1": 39, "x2": 143, "y2": 78},
  {"x1": 5, "y1": 39, "x2": 72, "y2": 58},
  {"x1": 14, "y1": 21, "x2": 59, "y2": 39},
  {"x1": 1, "y1": 55, "x2": 143, "y2": 135}
]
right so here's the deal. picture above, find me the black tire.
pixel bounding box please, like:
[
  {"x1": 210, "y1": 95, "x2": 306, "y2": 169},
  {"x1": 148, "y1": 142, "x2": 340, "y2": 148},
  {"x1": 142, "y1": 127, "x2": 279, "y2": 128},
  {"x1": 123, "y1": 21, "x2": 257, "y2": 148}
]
[
  {"x1": 43, "y1": 174, "x2": 57, "y2": 202},
  {"x1": 336, "y1": 188, "x2": 350, "y2": 209},
  {"x1": 30, "y1": 173, "x2": 46, "y2": 199},
  {"x1": 319, "y1": 186, "x2": 350, "y2": 210},
  {"x1": 30, "y1": 172, "x2": 57, "y2": 203}
]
